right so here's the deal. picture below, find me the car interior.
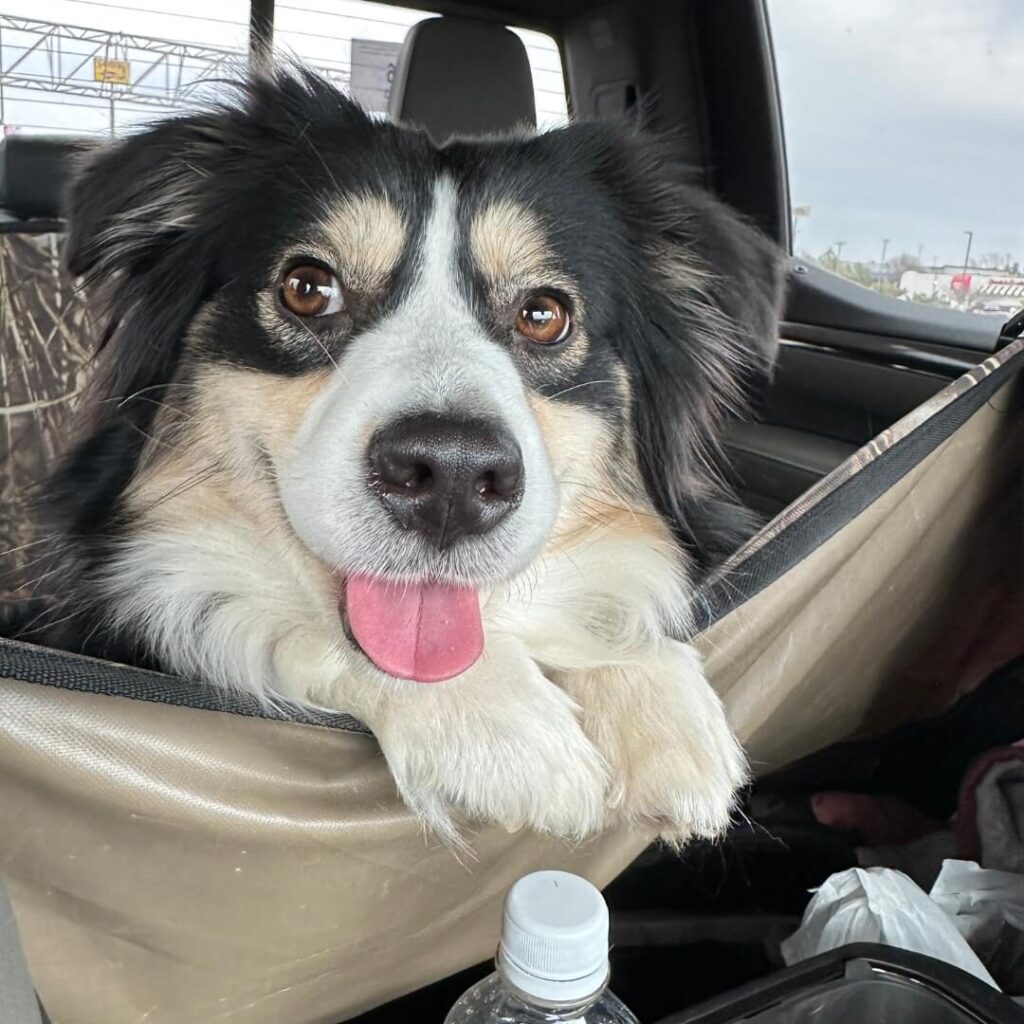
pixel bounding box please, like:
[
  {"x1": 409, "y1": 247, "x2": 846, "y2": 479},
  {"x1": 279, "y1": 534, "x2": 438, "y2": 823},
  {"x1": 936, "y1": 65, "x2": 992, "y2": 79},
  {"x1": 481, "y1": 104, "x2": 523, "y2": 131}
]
[{"x1": 1, "y1": 1, "x2": 1023, "y2": 1022}]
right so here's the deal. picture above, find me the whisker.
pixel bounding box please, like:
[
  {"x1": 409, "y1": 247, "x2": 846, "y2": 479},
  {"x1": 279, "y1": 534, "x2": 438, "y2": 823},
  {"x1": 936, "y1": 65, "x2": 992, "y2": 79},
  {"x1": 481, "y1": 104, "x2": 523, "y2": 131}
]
[
  {"x1": 117, "y1": 396, "x2": 195, "y2": 421},
  {"x1": 21, "y1": 602, "x2": 83, "y2": 638},
  {"x1": 108, "y1": 381, "x2": 196, "y2": 406},
  {"x1": 4, "y1": 544, "x2": 73, "y2": 578},
  {"x1": 14, "y1": 564, "x2": 69, "y2": 592},
  {"x1": 541, "y1": 379, "x2": 615, "y2": 401},
  {"x1": 136, "y1": 464, "x2": 222, "y2": 516},
  {"x1": 0, "y1": 536, "x2": 59, "y2": 559},
  {"x1": 118, "y1": 414, "x2": 189, "y2": 453},
  {"x1": 295, "y1": 319, "x2": 340, "y2": 370},
  {"x1": 301, "y1": 131, "x2": 341, "y2": 193}
]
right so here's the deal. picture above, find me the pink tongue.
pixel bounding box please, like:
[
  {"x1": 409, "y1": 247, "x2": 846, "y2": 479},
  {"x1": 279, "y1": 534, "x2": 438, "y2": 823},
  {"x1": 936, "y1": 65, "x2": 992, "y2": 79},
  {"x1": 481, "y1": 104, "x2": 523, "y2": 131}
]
[{"x1": 345, "y1": 575, "x2": 483, "y2": 683}]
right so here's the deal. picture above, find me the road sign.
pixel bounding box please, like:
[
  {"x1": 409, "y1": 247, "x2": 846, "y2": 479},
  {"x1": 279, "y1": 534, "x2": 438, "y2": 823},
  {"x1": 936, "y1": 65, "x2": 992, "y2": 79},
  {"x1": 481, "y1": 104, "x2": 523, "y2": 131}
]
[
  {"x1": 349, "y1": 39, "x2": 401, "y2": 113},
  {"x1": 93, "y1": 58, "x2": 130, "y2": 84}
]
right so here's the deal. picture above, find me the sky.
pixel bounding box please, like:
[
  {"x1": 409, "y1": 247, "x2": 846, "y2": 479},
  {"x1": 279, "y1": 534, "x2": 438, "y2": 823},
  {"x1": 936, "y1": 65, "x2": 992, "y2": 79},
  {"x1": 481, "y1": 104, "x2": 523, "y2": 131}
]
[
  {"x1": 768, "y1": 0, "x2": 1024, "y2": 267},
  {"x1": 1, "y1": 0, "x2": 1021, "y2": 270}
]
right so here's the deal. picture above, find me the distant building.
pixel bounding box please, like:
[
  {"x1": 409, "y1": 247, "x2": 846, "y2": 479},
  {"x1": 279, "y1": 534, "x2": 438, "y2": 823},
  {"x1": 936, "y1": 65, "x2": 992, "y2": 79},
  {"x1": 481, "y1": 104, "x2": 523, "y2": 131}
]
[{"x1": 899, "y1": 266, "x2": 1024, "y2": 306}]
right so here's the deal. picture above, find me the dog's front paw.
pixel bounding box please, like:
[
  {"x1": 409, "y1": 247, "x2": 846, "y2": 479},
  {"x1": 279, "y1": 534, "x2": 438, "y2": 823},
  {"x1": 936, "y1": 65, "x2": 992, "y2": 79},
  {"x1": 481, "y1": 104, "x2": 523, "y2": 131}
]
[
  {"x1": 563, "y1": 641, "x2": 748, "y2": 846},
  {"x1": 369, "y1": 637, "x2": 609, "y2": 844}
]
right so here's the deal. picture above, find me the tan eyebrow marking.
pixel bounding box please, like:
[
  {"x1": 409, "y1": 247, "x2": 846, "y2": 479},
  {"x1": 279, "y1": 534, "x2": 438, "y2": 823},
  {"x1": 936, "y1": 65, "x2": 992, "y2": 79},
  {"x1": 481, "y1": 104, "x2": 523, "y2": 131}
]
[
  {"x1": 319, "y1": 193, "x2": 406, "y2": 292},
  {"x1": 470, "y1": 198, "x2": 558, "y2": 291}
]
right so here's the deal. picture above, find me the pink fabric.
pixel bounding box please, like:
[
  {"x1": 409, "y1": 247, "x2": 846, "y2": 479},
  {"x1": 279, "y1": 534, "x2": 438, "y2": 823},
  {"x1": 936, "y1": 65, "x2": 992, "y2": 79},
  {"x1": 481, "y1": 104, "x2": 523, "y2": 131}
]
[
  {"x1": 810, "y1": 792, "x2": 945, "y2": 845},
  {"x1": 955, "y1": 745, "x2": 1024, "y2": 862}
]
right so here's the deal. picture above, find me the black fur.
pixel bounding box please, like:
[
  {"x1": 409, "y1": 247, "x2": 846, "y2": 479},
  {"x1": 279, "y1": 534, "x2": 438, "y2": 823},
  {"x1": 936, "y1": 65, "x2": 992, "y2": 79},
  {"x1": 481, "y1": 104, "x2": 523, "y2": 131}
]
[{"x1": 34, "y1": 69, "x2": 782, "y2": 658}]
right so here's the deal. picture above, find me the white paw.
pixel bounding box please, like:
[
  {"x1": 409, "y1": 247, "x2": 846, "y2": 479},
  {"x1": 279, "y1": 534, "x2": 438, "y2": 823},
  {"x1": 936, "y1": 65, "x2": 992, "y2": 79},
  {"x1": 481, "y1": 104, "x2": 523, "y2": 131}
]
[
  {"x1": 564, "y1": 642, "x2": 748, "y2": 845},
  {"x1": 368, "y1": 635, "x2": 610, "y2": 844}
]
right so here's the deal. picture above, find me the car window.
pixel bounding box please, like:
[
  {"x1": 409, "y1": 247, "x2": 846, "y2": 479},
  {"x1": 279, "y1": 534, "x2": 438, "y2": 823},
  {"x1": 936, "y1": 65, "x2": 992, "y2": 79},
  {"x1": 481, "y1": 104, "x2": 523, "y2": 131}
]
[
  {"x1": 274, "y1": 1, "x2": 567, "y2": 128},
  {"x1": 768, "y1": 0, "x2": 1024, "y2": 321},
  {"x1": 0, "y1": 1, "x2": 250, "y2": 136},
  {"x1": 0, "y1": 0, "x2": 568, "y2": 137}
]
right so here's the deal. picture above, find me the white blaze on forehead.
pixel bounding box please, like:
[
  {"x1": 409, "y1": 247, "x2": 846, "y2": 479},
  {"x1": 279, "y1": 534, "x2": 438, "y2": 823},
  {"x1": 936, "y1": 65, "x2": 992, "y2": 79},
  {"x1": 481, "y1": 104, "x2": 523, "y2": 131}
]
[{"x1": 421, "y1": 175, "x2": 461, "y2": 288}]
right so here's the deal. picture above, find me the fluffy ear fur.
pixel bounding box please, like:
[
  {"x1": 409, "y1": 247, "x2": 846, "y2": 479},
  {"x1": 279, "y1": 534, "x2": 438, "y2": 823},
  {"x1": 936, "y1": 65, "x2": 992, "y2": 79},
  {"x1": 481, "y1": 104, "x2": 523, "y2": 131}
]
[
  {"x1": 579, "y1": 123, "x2": 784, "y2": 568},
  {"x1": 51, "y1": 117, "x2": 223, "y2": 539}
]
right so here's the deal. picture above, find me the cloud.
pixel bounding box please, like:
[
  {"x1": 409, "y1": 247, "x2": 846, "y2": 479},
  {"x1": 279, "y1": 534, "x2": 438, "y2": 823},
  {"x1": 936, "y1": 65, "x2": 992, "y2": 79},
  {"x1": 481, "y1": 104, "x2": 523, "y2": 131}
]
[{"x1": 769, "y1": 0, "x2": 1024, "y2": 264}]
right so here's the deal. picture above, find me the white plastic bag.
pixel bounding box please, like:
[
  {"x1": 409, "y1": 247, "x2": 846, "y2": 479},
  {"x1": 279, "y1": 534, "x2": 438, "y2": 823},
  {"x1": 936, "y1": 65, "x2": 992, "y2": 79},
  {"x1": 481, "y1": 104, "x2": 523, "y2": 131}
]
[
  {"x1": 930, "y1": 859, "x2": 1024, "y2": 950},
  {"x1": 780, "y1": 866, "x2": 999, "y2": 988}
]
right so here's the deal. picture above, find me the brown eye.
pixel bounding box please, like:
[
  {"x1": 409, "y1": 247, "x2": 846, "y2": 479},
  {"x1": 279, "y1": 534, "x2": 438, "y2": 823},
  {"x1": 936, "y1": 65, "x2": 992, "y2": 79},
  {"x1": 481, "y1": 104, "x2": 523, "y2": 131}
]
[
  {"x1": 280, "y1": 264, "x2": 344, "y2": 317},
  {"x1": 516, "y1": 293, "x2": 572, "y2": 345}
]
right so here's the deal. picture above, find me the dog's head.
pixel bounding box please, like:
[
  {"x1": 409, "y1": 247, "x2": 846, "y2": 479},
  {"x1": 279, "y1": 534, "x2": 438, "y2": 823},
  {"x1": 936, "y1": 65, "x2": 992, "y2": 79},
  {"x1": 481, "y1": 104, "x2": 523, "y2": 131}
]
[{"x1": 57, "y1": 70, "x2": 781, "y2": 682}]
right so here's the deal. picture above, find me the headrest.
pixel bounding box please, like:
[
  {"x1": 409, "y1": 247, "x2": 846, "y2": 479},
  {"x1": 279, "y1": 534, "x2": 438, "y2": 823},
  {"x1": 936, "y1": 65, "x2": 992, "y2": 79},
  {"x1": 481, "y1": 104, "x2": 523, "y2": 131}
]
[
  {"x1": 388, "y1": 17, "x2": 537, "y2": 144},
  {"x1": 0, "y1": 135, "x2": 87, "y2": 222}
]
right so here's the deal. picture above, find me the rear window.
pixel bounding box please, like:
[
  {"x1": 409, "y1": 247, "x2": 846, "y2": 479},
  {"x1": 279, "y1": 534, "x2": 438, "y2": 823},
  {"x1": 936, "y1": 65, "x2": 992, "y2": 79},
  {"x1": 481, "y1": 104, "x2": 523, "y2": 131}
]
[
  {"x1": 0, "y1": 2, "x2": 250, "y2": 136},
  {"x1": 274, "y1": 2, "x2": 567, "y2": 127},
  {"x1": 0, "y1": 1, "x2": 568, "y2": 137}
]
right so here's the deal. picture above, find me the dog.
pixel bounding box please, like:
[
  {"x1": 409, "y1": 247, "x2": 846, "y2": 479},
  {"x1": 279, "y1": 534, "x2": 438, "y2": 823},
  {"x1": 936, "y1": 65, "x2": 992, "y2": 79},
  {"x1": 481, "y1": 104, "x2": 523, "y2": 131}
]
[{"x1": 39, "y1": 69, "x2": 783, "y2": 845}]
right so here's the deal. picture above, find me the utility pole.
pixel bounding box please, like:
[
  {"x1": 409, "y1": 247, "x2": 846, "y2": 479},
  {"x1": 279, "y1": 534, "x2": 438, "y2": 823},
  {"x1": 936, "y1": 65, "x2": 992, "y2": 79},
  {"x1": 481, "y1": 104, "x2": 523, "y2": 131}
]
[
  {"x1": 962, "y1": 230, "x2": 974, "y2": 275},
  {"x1": 791, "y1": 205, "x2": 810, "y2": 249},
  {"x1": 834, "y1": 241, "x2": 845, "y2": 269},
  {"x1": 880, "y1": 238, "x2": 890, "y2": 266},
  {"x1": 250, "y1": 0, "x2": 275, "y2": 73}
]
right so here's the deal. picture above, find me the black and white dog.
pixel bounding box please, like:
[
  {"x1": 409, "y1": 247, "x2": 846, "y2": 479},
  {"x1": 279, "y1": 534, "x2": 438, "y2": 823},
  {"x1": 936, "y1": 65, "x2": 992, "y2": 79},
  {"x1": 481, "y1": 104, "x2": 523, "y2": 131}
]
[{"x1": 43, "y1": 70, "x2": 782, "y2": 844}]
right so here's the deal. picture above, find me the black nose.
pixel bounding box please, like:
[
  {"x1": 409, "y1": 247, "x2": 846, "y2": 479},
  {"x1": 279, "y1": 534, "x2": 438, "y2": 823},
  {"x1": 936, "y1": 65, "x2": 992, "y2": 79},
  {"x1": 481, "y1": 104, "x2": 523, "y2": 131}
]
[{"x1": 368, "y1": 414, "x2": 524, "y2": 549}]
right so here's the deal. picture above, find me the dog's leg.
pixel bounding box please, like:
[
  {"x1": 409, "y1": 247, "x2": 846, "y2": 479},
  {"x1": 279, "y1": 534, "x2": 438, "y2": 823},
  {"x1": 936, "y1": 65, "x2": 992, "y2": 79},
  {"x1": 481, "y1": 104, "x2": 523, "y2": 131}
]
[
  {"x1": 277, "y1": 630, "x2": 610, "y2": 845},
  {"x1": 554, "y1": 640, "x2": 747, "y2": 845}
]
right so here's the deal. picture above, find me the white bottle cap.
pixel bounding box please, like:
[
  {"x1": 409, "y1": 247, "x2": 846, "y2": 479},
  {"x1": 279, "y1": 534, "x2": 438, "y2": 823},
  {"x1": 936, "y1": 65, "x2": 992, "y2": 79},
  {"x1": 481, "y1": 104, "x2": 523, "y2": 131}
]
[{"x1": 497, "y1": 870, "x2": 610, "y2": 1005}]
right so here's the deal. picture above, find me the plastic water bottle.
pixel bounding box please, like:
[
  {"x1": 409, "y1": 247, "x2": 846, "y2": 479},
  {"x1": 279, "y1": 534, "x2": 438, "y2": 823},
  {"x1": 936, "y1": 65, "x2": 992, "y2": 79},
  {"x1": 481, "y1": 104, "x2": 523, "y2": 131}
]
[{"x1": 444, "y1": 870, "x2": 639, "y2": 1024}]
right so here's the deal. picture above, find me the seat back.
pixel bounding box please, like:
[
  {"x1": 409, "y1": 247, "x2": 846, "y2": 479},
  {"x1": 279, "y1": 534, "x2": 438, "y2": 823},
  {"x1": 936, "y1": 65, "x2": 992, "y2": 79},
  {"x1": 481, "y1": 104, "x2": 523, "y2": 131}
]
[
  {"x1": 388, "y1": 16, "x2": 537, "y2": 143},
  {"x1": 0, "y1": 136, "x2": 87, "y2": 228}
]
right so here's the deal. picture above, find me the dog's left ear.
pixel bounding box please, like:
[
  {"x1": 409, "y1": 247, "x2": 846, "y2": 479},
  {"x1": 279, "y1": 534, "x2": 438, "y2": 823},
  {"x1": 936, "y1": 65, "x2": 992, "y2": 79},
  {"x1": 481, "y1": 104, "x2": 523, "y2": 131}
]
[{"x1": 582, "y1": 124, "x2": 785, "y2": 565}]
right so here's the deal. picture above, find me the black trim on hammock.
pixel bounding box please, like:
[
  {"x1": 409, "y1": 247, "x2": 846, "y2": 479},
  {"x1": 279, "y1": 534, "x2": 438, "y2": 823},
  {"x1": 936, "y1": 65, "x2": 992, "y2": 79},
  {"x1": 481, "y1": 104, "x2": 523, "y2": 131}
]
[
  {"x1": 693, "y1": 341, "x2": 1024, "y2": 631},
  {"x1": 1, "y1": 342, "x2": 1022, "y2": 733},
  {"x1": 0, "y1": 635, "x2": 370, "y2": 734}
]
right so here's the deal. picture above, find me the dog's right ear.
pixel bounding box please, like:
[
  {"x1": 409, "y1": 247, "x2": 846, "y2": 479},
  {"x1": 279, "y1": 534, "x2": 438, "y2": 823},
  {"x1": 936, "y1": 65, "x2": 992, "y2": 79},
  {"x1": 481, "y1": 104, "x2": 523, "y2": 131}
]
[
  {"x1": 44, "y1": 116, "x2": 231, "y2": 549},
  {"x1": 60, "y1": 113, "x2": 235, "y2": 459},
  {"x1": 64, "y1": 115, "x2": 223, "y2": 281}
]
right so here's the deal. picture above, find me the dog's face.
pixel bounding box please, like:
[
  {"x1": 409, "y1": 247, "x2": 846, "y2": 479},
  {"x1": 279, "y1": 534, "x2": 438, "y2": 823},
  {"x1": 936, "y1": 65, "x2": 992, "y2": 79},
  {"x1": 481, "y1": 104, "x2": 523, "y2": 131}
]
[
  {"x1": 55, "y1": 72, "x2": 781, "y2": 684},
  {"x1": 194, "y1": 161, "x2": 634, "y2": 681}
]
